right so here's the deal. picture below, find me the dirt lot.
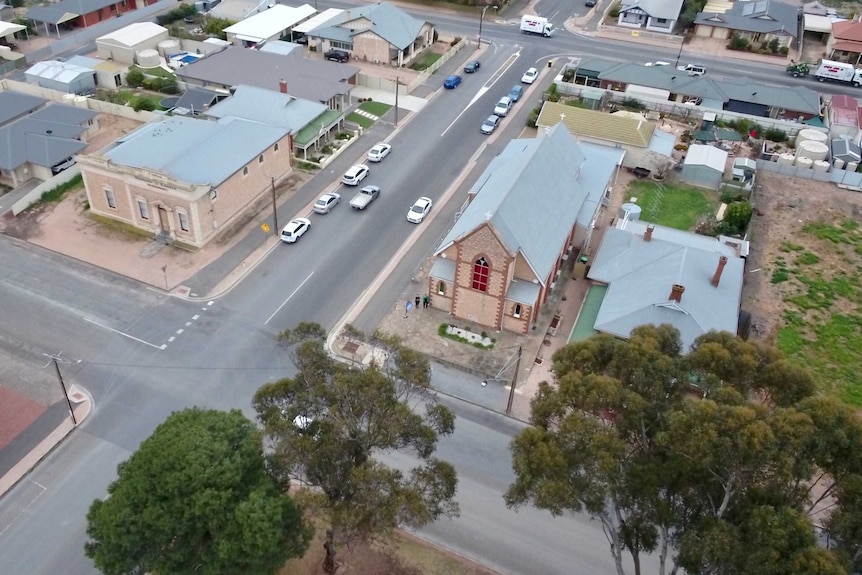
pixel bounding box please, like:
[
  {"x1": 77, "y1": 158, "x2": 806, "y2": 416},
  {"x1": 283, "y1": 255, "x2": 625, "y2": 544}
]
[{"x1": 742, "y1": 172, "x2": 862, "y2": 403}]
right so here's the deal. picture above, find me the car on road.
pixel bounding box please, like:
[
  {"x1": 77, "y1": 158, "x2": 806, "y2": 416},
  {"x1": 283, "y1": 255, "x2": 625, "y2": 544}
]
[
  {"x1": 464, "y1": 60, "x2": 481, "y2": 73},
  {"x1": 493, "y1": 96, "x2": 513, "y2": 117},
  {"x1": 349, "y1": 185, "x2": 381, "y2": 210},
  {"x1": 521, "y1": 67, "x2": 538, "y2": 84},
  {"x1": 508, "y1": 85, "x2": 523, "y2": 102},
  {"x1": 407, "y1": 196, "x2": 433, "y2": 223},
  {"x1": 366, "y1": 143, "x2": 391, "y2": 162},
  {"x1": 481, "y1": 115, "x2": 500, "y2": 134},
  {"x1": 444, "y1": 74, "x2": 462, "y2": 89},
  {"x1": 324, "y1": 50, "x2": 349, "y2": 63},
  {"x1": 342, "y1": 164, "x2": 369, "y2": 186},
  {"x1": 280, "y1": 218, "x2": 310, "y2": 243},
  {"x1": 313, "y1": 192, "x2": 341, "y2": 214},
  {"x1": 585, "y1": 0, "x2": 596, "y2": 6},
  {"x1": 645, "y1": 61, "x2": 670, "y2": 67},
  {"x1": 677, "y1": 63, "x2": 706, "y2": 76}
]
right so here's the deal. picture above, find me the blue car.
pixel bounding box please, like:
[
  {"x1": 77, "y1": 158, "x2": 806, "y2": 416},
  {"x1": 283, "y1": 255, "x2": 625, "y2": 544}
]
[
  {"x1": 444, "y1": 75, "x2": 462, "y2": 89},
  {"x1": 508, "y1": 85, "x2": 524, "y2": 102}
]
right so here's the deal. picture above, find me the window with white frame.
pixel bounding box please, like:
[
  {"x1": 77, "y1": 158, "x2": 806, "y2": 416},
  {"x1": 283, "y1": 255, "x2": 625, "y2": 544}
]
[
  {"x1": 331, "y1": 41, "x2": 352, "y2": 51},
  {"x1": 137, "y1": 199, "x2": 148, "y2": 220},
  {"x1": 105, "y1": 188, "x2": 116, "y2": 209},
  {"x1": 177, "y1": 212, "x2": 189, "y2": 232}
]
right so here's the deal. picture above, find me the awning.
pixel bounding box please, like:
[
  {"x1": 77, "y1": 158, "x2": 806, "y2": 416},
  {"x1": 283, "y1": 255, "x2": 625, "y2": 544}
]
[
  {"x1": 0, "y1": 22, "x2": 26, "y2": 37},
  {"x1": 233, "y1": 34, "x2": 264, "y2": 43},
  {"x1": 26, "y1": 5, "x2": 80, "y2": 25},
  {"x1": 832, "y1": 40, "x2": 862, "y2": 52}
]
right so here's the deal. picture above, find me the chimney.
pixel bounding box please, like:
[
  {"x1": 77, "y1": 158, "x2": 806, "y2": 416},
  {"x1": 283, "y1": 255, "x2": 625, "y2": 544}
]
[
  {"x1": 669, "y1": 284, "x2": 685, "y2": 303},
  {"x1": 711, "y1": 255, "x2": 728, "y2": 287},
  {"x1": 644, "y1": 224, "x2": 655, "y2": 242},
  {"x1": 278, "y1": 79, "x2": 288, "y2": 94}
]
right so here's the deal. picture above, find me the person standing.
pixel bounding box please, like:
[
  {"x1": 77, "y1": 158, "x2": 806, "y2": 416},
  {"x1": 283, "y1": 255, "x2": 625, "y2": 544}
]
[
  {"x1": 423, "y1": 295, "x2": 430, "y2": 309},
  {"x1": 415, "y1": 295, "x2": 421, "y2": 310}
]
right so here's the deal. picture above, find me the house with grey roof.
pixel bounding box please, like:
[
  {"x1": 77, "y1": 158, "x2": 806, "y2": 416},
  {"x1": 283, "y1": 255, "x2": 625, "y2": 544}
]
[
  {"x1": 25, "y1": 59, "x2": 97, "y2": 94},
  {"x1": 175, "y1": 46, "x2": 358, "y2": 110},
  {"x1": 78, "y1": 115, "x2": 294, "y2": 248},
  {"x1": 170, "y1": 87, "x2": 228, "y2": 116},
  {"x1": 0, "y1": 96, "x2": 98, "y2": 187},
  {"x1": 26, "y1": 0, "x2": 149, "y2": 37},
  {"x1": 694, "y1": 0, "x2": 800, "y2": 48},
  {"x1": 586, "y1": 219, "x2": 745, "y2": 351},
  {"x1": 304, "y1": 2, "x2": 434, "y2": 67},
  {"x1": 427, "y1": 124, "x2": 623, "y2": 334},
  {"x1": 618, "y1": 0, "x2": 685, "y2": 34}
]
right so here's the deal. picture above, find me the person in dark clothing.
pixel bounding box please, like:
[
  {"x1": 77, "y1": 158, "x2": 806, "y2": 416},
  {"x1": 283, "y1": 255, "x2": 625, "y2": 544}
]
[
  {"x1": 415, "y1": 295, "x2": 421, "y2": 309},
  {"x1": 423, "y1": 295, "x2": 430, "y2": 308}
]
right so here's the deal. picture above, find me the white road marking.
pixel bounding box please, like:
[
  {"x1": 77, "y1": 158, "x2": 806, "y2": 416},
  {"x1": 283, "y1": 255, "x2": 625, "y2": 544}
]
[
  {"x1": 192, "y1": 314, "x2": 199, "y2": 320},
  {"x1": 265, "y1": 271, "x2": 315, "y2": 325},
  {"x1": 185, "y1": 321, "x2": 192, "y2": 327},
  {"x1": 176, "y1": 329, "x2": 184, "y2": 334},
  {"x1": 168, "y1": 336, "x2": 176, "y2": 342},
  {"x1": 82, "y1": 317, "x2": 165, "y2": 350}
]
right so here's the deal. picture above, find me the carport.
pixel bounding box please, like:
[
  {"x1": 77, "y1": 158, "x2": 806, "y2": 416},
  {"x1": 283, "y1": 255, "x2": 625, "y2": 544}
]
[
  {"x1": 0, "y1": 21, "x2": 28, "y2": 45},
  {"x1": 25, "y1": 5, "x2": 79, "y2": 39}
]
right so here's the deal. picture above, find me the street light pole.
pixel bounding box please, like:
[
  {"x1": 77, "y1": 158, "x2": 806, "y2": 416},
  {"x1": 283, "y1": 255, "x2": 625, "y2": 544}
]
[
  {"x1": 271, "y1": 177, "x2": 279, "y2": 236},
  {"x1": 674, "y1": 34, "x2": 685, "y2": 68},
  {"x1": 477, "y1": 5, "x2": 497, "y2": 49}
]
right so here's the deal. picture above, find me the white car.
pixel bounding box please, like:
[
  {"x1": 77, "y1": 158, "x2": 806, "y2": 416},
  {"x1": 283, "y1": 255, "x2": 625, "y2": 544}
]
[
  {"x1": 313, "y1": 192, "x2": 341, "y2": 214},
  {"x1": 494, "y1": 96, "x2": 513, "y2": 117},
  {"x1": 366, "y1": 143, "x2": 391, "y2": 162},
  {"x1": 342, "y1": 164, "x2": 369, "y2": 186},
  {"x1": 407, "y1": 196, "x2": 433, "y2": 223},
  {"x1": 521, "y1": 67, "x2": 538, "y2": 84},
  {"x1": 677, "y1": 63, "x2": 706, "y2": 76},
  {"x1": 644, "y1": 61, "x2": 671, "y2": 67},
  {"x1": 280, "y1": 218, "x2": 310, "y2": 243}
]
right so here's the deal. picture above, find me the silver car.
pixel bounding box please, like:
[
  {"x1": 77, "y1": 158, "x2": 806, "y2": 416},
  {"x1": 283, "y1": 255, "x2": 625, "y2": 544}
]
[
  {"x1": 481, "y1": 115, "x2": 500, "y2": 134},
  {"x1": 313, "y1": 192, "x2": 341, "y2": 214}
]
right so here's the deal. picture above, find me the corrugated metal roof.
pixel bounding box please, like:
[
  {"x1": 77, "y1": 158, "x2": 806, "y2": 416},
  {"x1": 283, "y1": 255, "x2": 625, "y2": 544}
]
[
  {"x1": 30, "y1": 103, "x2": 97, "y2": 124},
  {"x1": 619, "y1": 0, "x2": 685, "y2": 20},
  {"x1": 293, "y1": 8, "x2": 343, "y2": 34},
  {"x1": 685, "y1": 144, "x2": 727, "y2": 171},
  {"x1": 96, "y1": 22, "x2": 167, "y2": 47},
  {"x1": 536, "y1": 101, "x2": 655, "y2": 147},
  {"x1": 429, "y1": 258, "x2": 455, "y2": 282},
  {"x1": 0, "y1": 91, "x2": 46, "y2": 125},
  {"x1": 307, "y1": 2, "x2": 427, "y2": 50},
  {"x1": 27, "y1": 0, "x2": 121, "y2": 24},
  {"x1": 205, "y1": 85, "x2": 327, "y2": 134},
  {"x1": 694, "y1": 0, "x2": 800, "y2": 38},
  {"x1": 434, "y1": 125, "x2": 619, "y2": 284},
  {"x1": 103, "y1": 116, "x2": 289, "y2": 186},
  {"x1": 0, "y1": 108, "x2": 92, "y2": 170},
  {"x1": 224, "y1": 4, "x2": 316, "y2": 41},
  {"x1": 26, "y1": 60, "x2": 94, "y2": 83}
]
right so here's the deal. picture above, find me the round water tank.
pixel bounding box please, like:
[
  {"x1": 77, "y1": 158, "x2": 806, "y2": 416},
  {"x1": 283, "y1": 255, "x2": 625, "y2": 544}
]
[
  {"x1": 619, "y1": 203, "x2": 642, "y2": 221},
  {"x1": 136, "y1": 49, "x2": 160, "y2": 67},
  {"x1": 795, "y1": 128, "x2": 828, "y2": 147},
  {"x1": 158, "y1": 39, "x2": 180, "y2": 57},
  {"x1": 813, "y1": 160, "x2": 830, "y2": 172},
  {"x1": 795, "y1": 156, "x2": 814, "y2": 169},
  {"x1": 834, "y1": 158, "x2": 845, "y2": 170},
  {"x1": 848, "y1": 162, "x2": 859, "y2": 172},
  {"x1": 778, "y1": 153, "x2": 795, "y2": 165},
  {"x1": 796, "y1": 140, "x2": 829, "y2": 162}
]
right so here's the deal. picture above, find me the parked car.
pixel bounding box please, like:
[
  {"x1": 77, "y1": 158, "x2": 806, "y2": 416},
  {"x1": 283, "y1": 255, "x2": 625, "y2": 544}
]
[
  {"x1": 324, "y1": 50, "x2": 350, "y2": 63},
  {"x1": 585, "y1": 0, "x2": 596, "y2": 6},
  {"x1": 464, "y1": 60, "x2": 481, "y2": 73},
  {"x1": 313, "y1": 192, "x2": 341, "y2": 214},
  {"x1": 494, "y1": 96, "x2": 513, "y2": 117},
  {"x1": 366, "y1": 143, "x2": 392, "y2": 162},
  {"x1": 508, "y1": 85, "x2": 524, "y2": 102},
  {"x1": 444, "y1": 75, "x2": 463, "y2": 89},
  {"x1": 342, "y1": 164, "x2": 369, "y2": 186},
  {"x1": 481, "y1": 115, "x2": 500, "y2": 134},
  {"x1": 280, "y1": 218, "x2": 310, "y2": 243},
  {"x1": 521, "y1": 67, "x2": 538, "y2": 84},
  {"x1": 407, "y1": 197, "x2": 433, "y2": 223}
]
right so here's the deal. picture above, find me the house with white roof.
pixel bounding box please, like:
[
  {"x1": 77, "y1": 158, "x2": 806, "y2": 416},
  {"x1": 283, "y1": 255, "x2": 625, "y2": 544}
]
[
  {"x1": 224, "y1": 3, "x2": 316, "y2": 48},
  {"x1": 25, "y1": 59, "x2": 97, "y2": 94},
  {"x1": 78, "y1": 115, "x2": 293, "y2": 248},
  {"x1": 586, "y1": 219, "x2": 746, "y2": 351},
  {"x1": 96, "y1": 22, "x2": 169, "y2": 65},
  {"x1": 428, "y1": 124, "x2": 623, "y2": 333},
  {"x1": 304, "y1": 2, "x2": 434, "y2": 67},
  {"x1": 617, "y1": 0, "x2": 685, "y2": 33},
  {"x1": 680, "y1": 144, "x2": 728, "y2": 189}
]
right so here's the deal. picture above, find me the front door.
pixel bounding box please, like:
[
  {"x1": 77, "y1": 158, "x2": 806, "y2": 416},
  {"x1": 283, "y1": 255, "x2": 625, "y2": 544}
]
[{"x1": 158, "y1": 206, "x2": 169, "y2": 231}]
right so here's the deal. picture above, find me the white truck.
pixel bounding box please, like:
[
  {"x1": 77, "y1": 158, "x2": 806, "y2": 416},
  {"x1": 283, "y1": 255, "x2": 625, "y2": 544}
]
[
  {"x1": 520, "y1": 15, "x2": 554, "y2": 37},
  {"x1": 813, "y1": 59, "x2": 862, "y2": 87}
]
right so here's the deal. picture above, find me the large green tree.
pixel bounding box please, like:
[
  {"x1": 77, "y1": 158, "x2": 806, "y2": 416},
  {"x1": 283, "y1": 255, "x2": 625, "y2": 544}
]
[
  {"x1": 505, "y1": 325, "x2": 850, "y2": 575},
  {"x1": 253, "y1": 323, "x2": 458, "y2": 574},
  {"x1": 85, "y1": 408, "x2": 310, "y2": 575}
]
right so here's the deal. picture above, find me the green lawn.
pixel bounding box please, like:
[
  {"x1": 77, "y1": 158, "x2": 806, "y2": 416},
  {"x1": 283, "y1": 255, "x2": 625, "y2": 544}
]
[
  {"x1": 626, "y1": 180, "x2": 718, "y2": 231},
  {"x1": 95, "y1": 89, "x2": 166, "y2": 111},
  {"x1": 409, "y1": 51, "x2": 442, "y2": 71},
  {"x1": 359, "y1": 100, "x2": 392, "y2": 117},
  {"x1": 129, "y1": 64, "x2": 176, "y2": 79},
  {"x1": 346, "y1": 112, "x2": 375, "y2": 129}
]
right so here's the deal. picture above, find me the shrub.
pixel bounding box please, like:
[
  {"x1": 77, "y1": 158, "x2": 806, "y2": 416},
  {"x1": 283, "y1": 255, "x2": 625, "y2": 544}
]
[
  {"x1": 527, "y1": 106, "x2": 541, "y2": 128},
  {"x1": 680, "y1": 130, "x2": 694, "y2": 143},
  {"x1": 724, "y1": 201, "x2": 754, "y2": 235},
  {"x1": 768, "y1": 38, "x2": 780, "y2": 53},
  {"x1": 729, "y1": 33, "x2": 750, "y2": 51},
  {"x1": 143, "y1": 77, "x2": 163, "y2": 91},
  {"x1": 156, "y1": 3, "x2": 195, "y2": 25},
  {"x1": 160, "y1": 80, "x2": 179, "y2": 95},
  {"x1": 780, "y1": 46, "x2": 789, "y2": 56},
  {"x1": 763, "y1": 127, "x2": 787, "y2": 142},
  {"x1": 132, "y1": 97, "x2": 156, "y2": 112},
  {"x1": 450, "y1": 37, "x2": 462, "y2": 47},
  {"x1": 620, "y1": 97, "x2": 646, "y2": 110},
  {"x1": 609, "y1": 7, "x2": 620, "y2": 18},
  {"x1": 674, "y1": 143, "x2": 689, "y2": 151},
  {"x1": 125, "y1": 70, "x2": 145, "y2": 87}
]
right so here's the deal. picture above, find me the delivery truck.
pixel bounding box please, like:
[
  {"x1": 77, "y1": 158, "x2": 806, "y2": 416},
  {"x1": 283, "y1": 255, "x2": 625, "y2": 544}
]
[
  {"x1": 813, "y1": 59, "x2": 862, "y2": 87},
  {"x1": 520, "y1": 15, "x2": 554, "y2": 37}
]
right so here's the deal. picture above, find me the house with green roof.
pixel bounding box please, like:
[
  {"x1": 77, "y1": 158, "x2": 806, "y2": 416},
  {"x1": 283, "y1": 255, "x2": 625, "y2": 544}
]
[{"x1": 304, "y1": 2, "x2": 434, "y2": 67}]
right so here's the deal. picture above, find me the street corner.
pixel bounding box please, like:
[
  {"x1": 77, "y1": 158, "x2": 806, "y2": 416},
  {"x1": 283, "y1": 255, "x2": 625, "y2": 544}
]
[{"x1": 67, "y1": 384, "x2": 94, "y2": 425}]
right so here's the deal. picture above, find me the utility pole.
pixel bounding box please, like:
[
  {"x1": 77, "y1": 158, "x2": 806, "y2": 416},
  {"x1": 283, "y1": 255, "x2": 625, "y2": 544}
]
[
  {"x1": 270, "y1": 177, "x2": 279, "y2": 235},
  {"x1": 394, "y1": 76, "x2": 400, "y2": 127},
  {"x1": 505, "y1": 345, "x2": 522, "y2": 414},
  {"x1": 43, "y1": 352, "x2": 77, "y2": 425},
  {"x1": 674, "y1": 34, "x2": 685, "y2": 68}
]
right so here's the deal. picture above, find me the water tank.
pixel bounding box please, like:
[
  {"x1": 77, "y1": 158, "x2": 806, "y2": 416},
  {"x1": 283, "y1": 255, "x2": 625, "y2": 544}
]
[
  {"x1": 157, "y1": 39, "x2": 180, "y2": 57},
  {"x1": 62, "y1": 93, "x2": 76, "y2": 102},
  {"x1": 136, "y1": 49, "x2": 160, "y2": 67},
  {"x1": 778, "y1": 153, "x2": 795, "y2": 165},
  {"x1": 795, "y1": 156, "x2": 814, "y2": 169},
  {"x1": 795, "y1": 128, "x2": 828, "y2": 147},
  {"x1": 73, "y1": 96, "x2": 89, "y2": 108},
  {"x1": 848, "y1": 161, "x2": 859, "y2": 172},
  {"x1": 813, "y1": 160, "x2": 830, "y2": 172},
  {"x1": 619, "y1": 203, "x2": 642, "y2": 221},
  {"x1": 796, "y1": 140, "x2": 829, "y2": 162},
  {"x1": 834, "y1": 158, "x2": 845, "y2": 170}
]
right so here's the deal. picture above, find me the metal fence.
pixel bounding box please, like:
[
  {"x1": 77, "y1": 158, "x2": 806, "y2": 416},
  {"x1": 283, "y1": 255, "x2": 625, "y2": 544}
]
[{"x1": 756, "y1": 158, "x2": 862, "y2": 190}]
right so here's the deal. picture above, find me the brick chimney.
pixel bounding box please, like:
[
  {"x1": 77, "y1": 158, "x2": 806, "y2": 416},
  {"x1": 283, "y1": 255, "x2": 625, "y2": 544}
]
[
  {"x1": 278, "y1": 79, "x2": 288, "y2": 94},
  {"x1": 711, "y1": 255, "x2": 728, "y2": 287},
  {"x1": 644, "y1": 224, "x2": 655, "y2": 242},
  {"x1": 669, "y1": 284, "x2": 685, "y2": 303}
]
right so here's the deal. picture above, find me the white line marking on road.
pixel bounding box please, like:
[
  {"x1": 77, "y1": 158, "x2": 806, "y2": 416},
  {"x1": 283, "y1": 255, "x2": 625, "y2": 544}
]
[
  {"x1": 441, "y1": 86, "x2": 489, "y2": 136},
  {"x1": 82, "y1": 317, "x2": 165, "y2": 350},
  {"x1": 207, "y1": 301, "x2": 214, "y2": 306},
  {"x1": 185, "y1": 321, "x2": 192, "y2": 327},
  {"x1": 176, "y1": 329, "x2": 184, "y2": 334},
  {"x1": 192, "y1": 314, "x2": 200, "y2": 320},
  {"x1": 265, "y1": 271, "x2": 315, "y2": 325},
  {"x1": 168, "y1": 336, "x2": 176, "y2": 342}
]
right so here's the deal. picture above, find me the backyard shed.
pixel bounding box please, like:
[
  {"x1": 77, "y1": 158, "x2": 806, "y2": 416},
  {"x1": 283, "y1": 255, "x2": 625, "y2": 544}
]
[
  {"x1": 96, "y1": 22, "x2": 169, "y2": 64},
  {"x1": 25, "y1": 59, "x2": 96, "y2": 94},
  {"x1": 832, "y1": 138, "x2": 862, "y2": 165},
  {"x1": 681, "y1": 144, "x2": 727, "y2": 189}
]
